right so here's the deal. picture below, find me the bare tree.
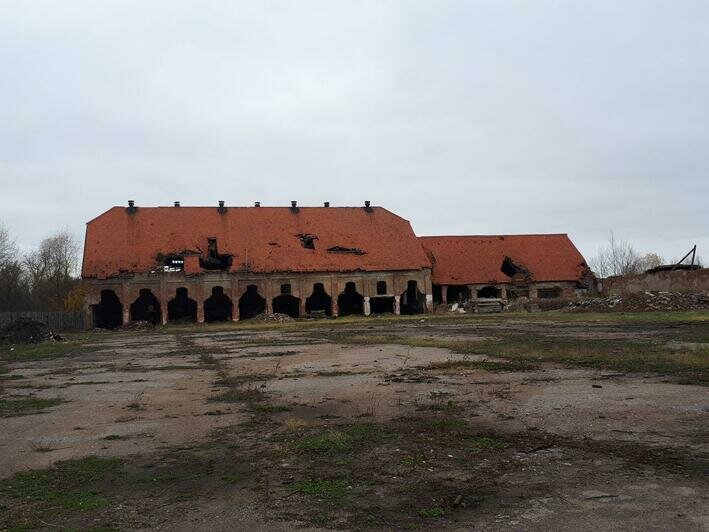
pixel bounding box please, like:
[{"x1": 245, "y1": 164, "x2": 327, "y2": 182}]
[
  {"x1": 590, "y1": 233, "x2": 644, "y2": 278},
  {"x1": 0, "y1": 223, "x2": 30, "y2": 311},
  {"x1": 24, "y1": 229, "x2": 80, "y2": 310},
  {"x1": 0, "y1": 223, "x2": 17, "y2": 267}
]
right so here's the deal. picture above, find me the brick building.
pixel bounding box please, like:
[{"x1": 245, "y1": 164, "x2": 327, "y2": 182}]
[
  {"x1": 82, "y1": 202, "x2": 592, "y2": 328},
  {"x1": 83, "y1": 202, "x2": 432, "y2": 328}
]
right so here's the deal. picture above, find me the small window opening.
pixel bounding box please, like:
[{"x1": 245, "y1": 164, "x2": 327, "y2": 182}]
[
  {"x1": 281, "y1": 283, "x2": 292, "y2": 295},
  {"x1": 376, "y1": 281, "x2": 387, "y2": 295},
  {"x1": 298, "y1": 234, "x2": 317, "y2": 250}
]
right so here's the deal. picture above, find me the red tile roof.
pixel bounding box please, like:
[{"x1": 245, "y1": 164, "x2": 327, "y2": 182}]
[
  {"x1": 82, "y1": 206, "x2": 431, "y2": 279},
  {"x1": 419, "y1": 234, "x2": 588, "y2": 285}
]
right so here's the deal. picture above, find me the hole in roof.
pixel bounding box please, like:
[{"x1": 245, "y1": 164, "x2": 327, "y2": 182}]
[
  {"x1": 501, "y1": 256, "x2": 527, "y2": 277},
  {"x1": 327, "y1": 246, "x2": 366, "y2": 255},
  {"x1": 298, "y1": 234, "x2": 317, "y2": 250}
]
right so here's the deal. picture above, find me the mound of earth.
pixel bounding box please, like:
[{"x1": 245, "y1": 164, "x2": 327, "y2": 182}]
[{"x1": 0, "y1": 318, "x2": 53, "y2": 344}]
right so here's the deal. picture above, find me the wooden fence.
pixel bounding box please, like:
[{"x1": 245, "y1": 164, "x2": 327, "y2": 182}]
[{"x1": 0, "y1": 311, "x2": 85, "y2": 331}]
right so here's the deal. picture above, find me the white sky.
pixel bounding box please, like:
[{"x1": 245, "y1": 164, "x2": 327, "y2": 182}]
[{"x1": 1, "y1": 1, "x2": 707, "y2": 264}]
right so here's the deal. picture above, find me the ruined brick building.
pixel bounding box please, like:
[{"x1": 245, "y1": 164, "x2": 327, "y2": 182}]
[{"x1": 82, "y1": 202, "x2": 591, "y2": 328}]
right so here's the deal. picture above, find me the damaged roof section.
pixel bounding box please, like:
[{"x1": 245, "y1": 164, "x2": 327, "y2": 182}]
[
  {"x1": 82, "y1": 205, "x2": 430, "y2": 278},
  {"x1": 419, "y1": 234, "x2": 589, "y2": 285}
]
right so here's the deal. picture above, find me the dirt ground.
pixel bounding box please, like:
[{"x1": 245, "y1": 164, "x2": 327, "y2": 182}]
[{"x1": 1, "y1": 313, "x2": 708, "y2": 531}]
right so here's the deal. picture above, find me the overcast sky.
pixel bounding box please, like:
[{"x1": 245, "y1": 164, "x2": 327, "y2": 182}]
[{"x1": 1, "y1": 0, "x2": 707, "y2": 265}]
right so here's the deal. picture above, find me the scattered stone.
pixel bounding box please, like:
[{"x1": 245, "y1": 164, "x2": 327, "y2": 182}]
[
  {"x1": 252, "y1": 312, "x2": 294, "y2": 323},
  {"x1": 121, "y1": 320, "x2": 155, "y2": 331},
  {"x1": 564, "y1": 291, "x2": 709, "y2": 313}
]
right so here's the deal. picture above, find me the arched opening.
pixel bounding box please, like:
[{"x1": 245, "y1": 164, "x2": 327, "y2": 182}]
[
  {"x1": 273, "y1": 295, "x2": 300, "y2": 318},
  {"x1": 337, "y1": 282, "x2": 364, "y2": 316},
  {"x1": 237, "y1": 285, "x2": 265, "y2": 320},
  {"x1": 205, "y1": 286, "x2": 234, "y2": 322},
  {"x1": 130, "y1": 288, "x2": 161, "y2": 325},
  {"x1": 446, "y1": 285, "x2": 471, "y2": 303},
  {"x1": 400, "y1": 280, "x2": 425, "y2": 315},
  {"x1": 168, "y1": 287, "x2": 197, "y2": 322},
  {"x1": 477, "y1": 286, "x2": 501, "y2": 299},
  {"x1": 305, "y1": 283, "x2": 332, "y2": 316},
  {"x1": 92, "y1": 289, "x2": 123, "y2": 329},
  {"x1": 370, "y1": 296, "x2": 394, "y2": 314}
]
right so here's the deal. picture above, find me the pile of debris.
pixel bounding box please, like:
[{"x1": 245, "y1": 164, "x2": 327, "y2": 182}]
[
  {"x1": 252, "y1": 312, "x2": 294, "y2": 323},
  {"x1": 0, "y1": 318, "x2": 55, "y2": 344},
  {"x1": 564, "y1": 291, "x2": 709, "y2": 312},
  {"x1": 121, "y1": 320, "x2": 155, "y2": 331}
]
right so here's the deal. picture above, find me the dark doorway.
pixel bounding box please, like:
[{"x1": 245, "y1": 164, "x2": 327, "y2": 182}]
[
  {"x1": 477, "y1": 286, "x2": 501, "y2": 298},
  {"x1": 168, "y1": 287, "x2": 197, "y2": 322},
  {"x1": 376, "y1": 281, "x2": 387, "y2": 295},
  {"x1": 93, "y1": 289, "x2": 123, "y2": 329},
  {"x1": 337, "y1": 282, "x2": 364, "y2": 316},
  {"x1": 130, "y1": 288, "x2": 161, "y2": 325},
  {"x1": 400, "y1": 280, "x2": 425, "y2": 315},
  {"x1": 205, "y1": 286, "x2": 234, "y2": 322},
  {"x1": 237, "y1": 285, "x2": 265, "y2": 320},
  {"x1": 273, "y1": 295, "x2": 300, "y2": 318},
  {"x1": 537, "y1": 287, "x2": 562, "y2": 299},
  {"x1": 370, "y1": 296, "x2": 394, "y2": 314},
  {"x1": 305, "y1": 283, "x2": 332, "y2": 316},
  {"x1": 446, "y1": 285, "x2": 471, "y2": 303}
]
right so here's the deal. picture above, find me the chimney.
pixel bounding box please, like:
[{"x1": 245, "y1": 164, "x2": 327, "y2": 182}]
[
  {"x1": 254, "y1": 201, "x2": 261, "y2": 207},
  {"x1": 128, "y1": 200, "x2": 134, "y2": 207},
  {"x1": 127, "y1": 200, "x2": 137, "y2": 214},
  {"x1": 364, "y1": 200, "x2": 373, "y2": 213},
  {"x1": 365, "y1": 201, "x2": 371, "y2": 208},
  {"x1": 218, "y1": 200, "x2": 226, "y2": 214},
  {"x1": 324, "y1": 201, "x2": 330, "y2": 208},
  {"x1": 290, "y1": 200, "x2": 299, "y2": 213},
  {"x1": 174, "y1": 201, "x2": 180, "y2": 207}
]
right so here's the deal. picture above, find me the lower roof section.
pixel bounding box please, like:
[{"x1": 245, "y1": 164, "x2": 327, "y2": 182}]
[{"x1": 419, "y1": 234, "x2": 589, "y2": 285}]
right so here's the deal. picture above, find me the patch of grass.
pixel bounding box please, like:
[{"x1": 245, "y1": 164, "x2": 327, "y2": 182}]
[
  {"x1": 0, "y1": 456, "x2": 121, "y2": 511},
  {"x1": 211, "y1": 387, "x2": 267, "y2": 403},
  {"x1": 102, "y1": 434, "x2": 128, "y2": 441},
  {"x1": 470, "y1": 436, "x2": 506, "y2": 452},
  {"x1": 198, "y1": 353, "x2": 219, "y2": 368},
  {"x1": 249, "y1": 403, "x2": 292, "y2": 413},
  {"x1": 0, "y1": 397, "x2": 64, "y2": 417},
  {"x1": 292, "y1": 478, "x2": 349, "y2": 500},
  {"x1": 0, "y1": 373, "x2": 25, "y2": 380},
  {"x1": 293, "y1": 422, "x2": 395, "y2": 453},
  {"x1": 419, "y1": 507, "x2": 445, "y2": 518},
  {"x1": 424, "y1": 359, "x2": 538, "y2": 372},
  {"x1": 0, "y1": 340, "x2": 87, "y2": 362}
]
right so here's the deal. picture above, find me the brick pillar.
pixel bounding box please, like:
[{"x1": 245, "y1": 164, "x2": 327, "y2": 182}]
[
  {"x1": 299, "y1": 297, "x2": 306, "y2": 317},
  {"x1": 394, "y1": 296, "x2": 401, "y2": 315},
  {"x1": 196, "y1": 284, "x2": 205, "y2": 323},
  {"x1": 231, "y1": 279, "x2": 240, "y2": 321},
  {"x1": 425, "y1": 294, "x2": 433, "y2": 313},
  {"x1": 363, "y1": 296, "x2": 371, "y2": 316},
  {"x1": 500, "y1": 285, "x2": 508, "y2": 299},
  {"x1": 468, "y1": 285, "x2": 477, "y2": 300},
  {"x1": 441, "y1": 285, "x2": 448, "y2": 305},
  {"x1": 160, "y1": 299, "x2": 168, "y2": 325}
]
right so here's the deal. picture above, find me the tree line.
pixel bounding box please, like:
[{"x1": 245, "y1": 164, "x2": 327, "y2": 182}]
[{"x1": 0, "y1": 223, "x2": 81, "y2": 312}]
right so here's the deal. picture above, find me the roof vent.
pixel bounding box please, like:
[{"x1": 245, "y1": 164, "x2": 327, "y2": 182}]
[
  {"x1": 254, "y1": 201, "x2": 261, "y2": 207},
  {"x1": 174, "y1": 201, "x2": 180, "y2": 207},
  {"x1": 218, "y1": 200, "x2": 226, "y2": 214},
  {"x1": 290, "y1": 201, "x2": 299, "y2": 213},
  {"x1": 364, "y1": 200, "x2": 373, "y2": 213},
  {"x1": 127, "y1": 200, "x2": 137, "y2": 214},
  {"x1": 324, "y1": 202, "x2": 330, "y2": 208}
]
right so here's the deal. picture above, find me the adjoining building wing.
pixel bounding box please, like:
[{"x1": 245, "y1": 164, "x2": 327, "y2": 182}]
[{"x1": 419, "y1": 234, "x2": 592, "y2": 302}]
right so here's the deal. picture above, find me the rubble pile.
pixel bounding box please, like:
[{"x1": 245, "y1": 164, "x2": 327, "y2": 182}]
[
  {"x1": 121, "y1": 320, "x2": 155, "y2": 331},
  {"x1": 0, "y1": 318, "x2": 53, "y2": 344},
  {"x1": 252, "y1": 312, "x2": 294, "y2": 323},
  {"x1": 564, "y1": 291, "x2": 709, "y2": 312}
]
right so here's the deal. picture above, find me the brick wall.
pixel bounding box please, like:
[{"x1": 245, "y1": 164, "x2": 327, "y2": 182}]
[{"x1": 602, "y1": 268, "x2": 709, "y2": 296}]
